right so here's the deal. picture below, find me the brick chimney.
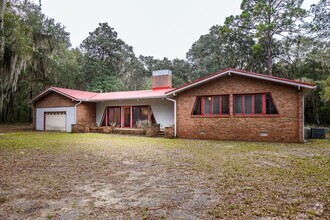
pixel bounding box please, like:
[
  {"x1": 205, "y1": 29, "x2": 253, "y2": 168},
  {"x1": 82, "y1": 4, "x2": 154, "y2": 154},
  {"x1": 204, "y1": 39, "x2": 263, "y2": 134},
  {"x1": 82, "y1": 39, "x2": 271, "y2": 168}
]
[{"x1": 152, "y1": 70, "x2": 172, "y2": 90}]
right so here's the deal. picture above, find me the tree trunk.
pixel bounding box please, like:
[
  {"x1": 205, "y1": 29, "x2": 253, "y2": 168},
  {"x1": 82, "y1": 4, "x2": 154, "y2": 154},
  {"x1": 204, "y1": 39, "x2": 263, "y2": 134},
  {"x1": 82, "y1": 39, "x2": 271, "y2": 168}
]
[
  {"x1": 0, "y1": 0, "x2": 7, "y2": 60},
  {"x1": 267, "y1": 38, "x2": 273, "y2": 76},
  {"x1": 0, "y1": 0, "x2": 7, "y2": 118}
]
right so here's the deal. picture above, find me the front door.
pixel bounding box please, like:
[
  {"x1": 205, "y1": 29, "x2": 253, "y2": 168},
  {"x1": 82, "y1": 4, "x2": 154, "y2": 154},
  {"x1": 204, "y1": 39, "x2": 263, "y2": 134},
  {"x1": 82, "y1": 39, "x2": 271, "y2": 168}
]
[{"x1": 124, "y1": 106, "x2": 131, "y2": 127}]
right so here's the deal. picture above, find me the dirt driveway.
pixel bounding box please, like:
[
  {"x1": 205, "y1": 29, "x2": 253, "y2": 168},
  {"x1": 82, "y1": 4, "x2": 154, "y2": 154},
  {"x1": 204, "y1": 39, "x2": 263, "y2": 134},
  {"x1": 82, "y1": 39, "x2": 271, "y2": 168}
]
[{"x1": 0, "y1": 130, "x2": 329, "y2": 219}]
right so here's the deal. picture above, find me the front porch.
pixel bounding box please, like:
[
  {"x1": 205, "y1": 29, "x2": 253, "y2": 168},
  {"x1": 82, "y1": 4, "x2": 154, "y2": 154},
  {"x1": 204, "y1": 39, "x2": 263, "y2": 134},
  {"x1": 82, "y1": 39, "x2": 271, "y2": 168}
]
[
  {"x1": 100, "y1": 105, "x2": 156, "y2": 128},
  {"x1": 95, "y1": 98, "x2": 174, "y2": 129}
]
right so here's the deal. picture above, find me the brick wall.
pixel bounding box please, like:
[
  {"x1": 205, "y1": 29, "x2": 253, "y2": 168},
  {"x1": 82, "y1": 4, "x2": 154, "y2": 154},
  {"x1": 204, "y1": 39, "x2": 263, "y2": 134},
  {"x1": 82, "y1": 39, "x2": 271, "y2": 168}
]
[
  {"x1": 77, "y1": 102, "x2": 96, "y2": 125},
  {"x1": 175, "y1": 75, "x2": 304, "y2": 143},
  {"x1": 152, "y1": 75, "x2": 172, "y2": 89}
]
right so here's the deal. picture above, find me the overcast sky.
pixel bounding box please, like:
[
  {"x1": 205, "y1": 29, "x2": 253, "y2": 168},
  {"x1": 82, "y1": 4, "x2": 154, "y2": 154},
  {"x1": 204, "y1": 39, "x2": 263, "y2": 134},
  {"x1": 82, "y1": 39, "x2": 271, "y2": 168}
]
[{"x1": 35, "y1": 0, "x2": 318, "y2": 60}]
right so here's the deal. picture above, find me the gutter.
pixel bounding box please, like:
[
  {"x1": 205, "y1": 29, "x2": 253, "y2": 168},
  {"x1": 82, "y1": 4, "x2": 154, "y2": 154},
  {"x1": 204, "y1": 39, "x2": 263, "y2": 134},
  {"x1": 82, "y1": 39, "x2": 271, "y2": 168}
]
[
  {"x1": 74, "y1": 101, "x2": 82, "y2": 124},
  {"x1": 165, "y1": 96, "x2": 177, "y2": 137}
]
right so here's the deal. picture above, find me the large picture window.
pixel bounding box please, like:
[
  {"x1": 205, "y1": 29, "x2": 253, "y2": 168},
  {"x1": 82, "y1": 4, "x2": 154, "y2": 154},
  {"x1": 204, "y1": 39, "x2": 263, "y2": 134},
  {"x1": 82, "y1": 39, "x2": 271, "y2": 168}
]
[
  {"x1": 234, "y1": 93, "x2": 278, "y2": 115},
  {"x1": 192, "y1": 95, "x2": 230, "y2": 116}
]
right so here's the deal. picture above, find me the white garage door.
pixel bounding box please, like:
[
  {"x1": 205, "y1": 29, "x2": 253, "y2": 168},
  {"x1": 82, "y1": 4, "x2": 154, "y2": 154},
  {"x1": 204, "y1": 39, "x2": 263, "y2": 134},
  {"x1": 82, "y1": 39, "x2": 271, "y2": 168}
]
[{"x1": 45, "y1": 112, "x2": 66, "y2": 131}]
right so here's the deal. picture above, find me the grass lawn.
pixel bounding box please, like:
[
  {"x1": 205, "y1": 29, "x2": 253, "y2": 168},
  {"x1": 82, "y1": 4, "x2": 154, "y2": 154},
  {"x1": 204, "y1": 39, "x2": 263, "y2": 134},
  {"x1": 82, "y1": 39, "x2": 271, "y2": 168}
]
[{"x1": 0, "y1": 131, "x2": 329, "y2": 219}]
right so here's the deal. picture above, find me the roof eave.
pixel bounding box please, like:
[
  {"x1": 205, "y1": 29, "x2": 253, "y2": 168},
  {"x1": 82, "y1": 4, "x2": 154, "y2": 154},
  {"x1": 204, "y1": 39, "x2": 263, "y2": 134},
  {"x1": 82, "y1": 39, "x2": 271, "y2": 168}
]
[
  {"x1": 28, "y1": 87, "x2": 80, "y2": 104},
  {"x1": 166, "y1": 70, "x2": 317, "y2": 95}
]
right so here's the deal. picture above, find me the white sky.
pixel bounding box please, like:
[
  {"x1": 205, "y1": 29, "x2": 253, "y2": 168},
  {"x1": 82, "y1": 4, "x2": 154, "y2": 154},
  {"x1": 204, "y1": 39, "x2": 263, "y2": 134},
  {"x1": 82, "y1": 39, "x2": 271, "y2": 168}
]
[{"x1": 34, "y1": 0, "x2": 318, "y2": 60}]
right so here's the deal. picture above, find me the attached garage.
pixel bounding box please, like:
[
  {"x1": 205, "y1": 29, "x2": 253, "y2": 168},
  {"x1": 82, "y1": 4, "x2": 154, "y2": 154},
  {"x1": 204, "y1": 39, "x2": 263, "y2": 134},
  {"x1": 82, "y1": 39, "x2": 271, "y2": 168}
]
[
  {"x1": 36, "y1": 107, "x2": 75, "y2": 132},
  {"x1": 45, "y1": 112, "x2": 67, "y2": 131},
  {"x1": 30, "y1": 88, "x2": 97, "y2": 132}
]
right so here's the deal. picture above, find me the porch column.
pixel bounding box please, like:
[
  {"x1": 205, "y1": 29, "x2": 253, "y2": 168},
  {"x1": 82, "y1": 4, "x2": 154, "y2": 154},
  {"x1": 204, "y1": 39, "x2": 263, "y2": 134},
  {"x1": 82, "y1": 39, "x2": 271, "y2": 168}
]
[
  {"x1": 105, "y1": 107, "x2": 108, "y2": 126},
  {"x1": 120, "y1": 106, "x2": 124, "y2": 128},
  {"x1": 148, "y1": 106, "x2": 151, "y2": 122},
  {"x1": 130, "y1": 106, "x2": 133, "y2": 128}
]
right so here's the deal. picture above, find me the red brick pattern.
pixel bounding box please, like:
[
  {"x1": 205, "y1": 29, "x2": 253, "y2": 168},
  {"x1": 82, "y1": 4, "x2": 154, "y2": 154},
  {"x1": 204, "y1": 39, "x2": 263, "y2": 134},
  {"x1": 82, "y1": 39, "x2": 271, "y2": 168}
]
[
  {"x1": 77, "y1": 102, "x2": 96, "y2": 124},
  {"x1": 175, "y1": 75, "x2": 303, "y2": 143},
  {"x1": 152, "y1": 75, "x2": 172, "y2": 89},
  {"x1": 34, "y1": 92, "x2": 76, "y2": 108}
]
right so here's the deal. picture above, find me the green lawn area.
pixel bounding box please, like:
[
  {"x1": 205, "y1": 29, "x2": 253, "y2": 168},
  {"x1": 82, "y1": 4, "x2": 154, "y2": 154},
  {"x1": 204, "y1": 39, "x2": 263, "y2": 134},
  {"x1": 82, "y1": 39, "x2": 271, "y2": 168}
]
[{"x1": 0, "y1": 131, "x2": 329, "y2": 219}]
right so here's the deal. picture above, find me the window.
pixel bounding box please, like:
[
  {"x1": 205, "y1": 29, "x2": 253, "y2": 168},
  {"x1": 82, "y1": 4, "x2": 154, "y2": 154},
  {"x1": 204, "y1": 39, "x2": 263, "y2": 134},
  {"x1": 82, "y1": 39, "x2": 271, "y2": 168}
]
[
  {"x1": 245, "y1": 95, "x2": 252, "y2": 114},
  {"x1": 204, "y1": 97, "x2": 211, "y2": 114},
  {"x1": 266, "y1": 94, "x2": 277, "y2": 114},
  {"x1": 101, "y1": 105, "x2": 156, "y2": 128},
  {"x1": 101, "y1": 107, "x2": 121, "y2": 127},
  {"x1": 254, "y1": 94, "x2": 262, "y2": 114},
  {"x1": 234, "y1": 93, "x2": 278, "y2": 115},
  {"x1": 193, "y1": 97, "x2": 201, "y2": 115},
  {"x1": 133, "y1": 106, "x2": 148, "y2": 125},
  {"x1": 234, "y1": 95, "x2": 242, "y2": 114},
  {"x1": 222, "y1": 96, "x2": 229, "y2": 114},
  {"x1": 213, "y1": 97, "x2": 220, "y2": 114},
  {"x1": 192, "y1": 95, "x2": 229, "y2": 115}
]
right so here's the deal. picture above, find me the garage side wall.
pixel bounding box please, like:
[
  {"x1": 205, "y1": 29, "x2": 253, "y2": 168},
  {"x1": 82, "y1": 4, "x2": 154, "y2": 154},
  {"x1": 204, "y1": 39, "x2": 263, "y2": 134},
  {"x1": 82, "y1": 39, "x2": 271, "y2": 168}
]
[{"x1": 175, "y1": 75, "x2": 303, "y2": 143}]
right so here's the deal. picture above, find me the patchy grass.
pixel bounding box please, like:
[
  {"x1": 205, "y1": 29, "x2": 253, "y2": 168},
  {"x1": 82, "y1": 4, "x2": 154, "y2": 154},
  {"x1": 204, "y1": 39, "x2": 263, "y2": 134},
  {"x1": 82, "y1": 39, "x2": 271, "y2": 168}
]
[{"x1": 0, "y1": 131, "x2": 329, "y2": 219}]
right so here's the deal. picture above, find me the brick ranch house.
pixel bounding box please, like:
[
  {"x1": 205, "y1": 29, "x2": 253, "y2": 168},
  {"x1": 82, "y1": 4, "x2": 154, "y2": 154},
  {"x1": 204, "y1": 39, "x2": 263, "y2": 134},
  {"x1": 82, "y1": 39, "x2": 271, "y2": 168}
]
[{"x1": 29, "y1": 68, "x2": 316, "y2": 143}]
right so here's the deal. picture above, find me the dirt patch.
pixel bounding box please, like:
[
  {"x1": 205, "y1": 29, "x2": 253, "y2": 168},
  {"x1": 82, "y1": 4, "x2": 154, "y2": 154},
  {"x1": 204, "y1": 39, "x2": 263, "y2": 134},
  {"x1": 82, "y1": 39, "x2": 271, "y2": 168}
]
[
  {"x1": 0, "y1": 131, "x2": 329, "y2": 219},
  {"x1": 0, "y1": 124, "x2": 32, "y2": 133}
]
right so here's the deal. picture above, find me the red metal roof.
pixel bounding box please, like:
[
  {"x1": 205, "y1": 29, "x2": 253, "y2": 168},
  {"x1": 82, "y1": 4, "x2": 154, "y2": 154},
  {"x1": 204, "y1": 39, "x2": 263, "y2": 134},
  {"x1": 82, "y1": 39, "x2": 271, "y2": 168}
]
[
  {"x1": 166, "y1": 68, "x2": 316, "y2": 95},
  {"x1": 90, "y1": 88, "x2": 173, "y2": 101},
  {"x1": 29, "y1": 86, "x2": 172, "y2": 103},
  {"x1": 51, "y1": 87, "x2": 98, "y2": 100}
]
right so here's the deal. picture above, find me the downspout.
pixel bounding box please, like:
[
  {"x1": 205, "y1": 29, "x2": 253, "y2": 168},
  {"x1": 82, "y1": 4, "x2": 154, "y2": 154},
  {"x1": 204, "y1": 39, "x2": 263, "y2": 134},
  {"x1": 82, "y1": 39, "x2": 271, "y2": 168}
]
[
  {"x1": 74, "y1": 100, "x2": 82, "y2": 124},
  {"x1": 165, "y1": 95, "x2": 177, "y2": 137}
]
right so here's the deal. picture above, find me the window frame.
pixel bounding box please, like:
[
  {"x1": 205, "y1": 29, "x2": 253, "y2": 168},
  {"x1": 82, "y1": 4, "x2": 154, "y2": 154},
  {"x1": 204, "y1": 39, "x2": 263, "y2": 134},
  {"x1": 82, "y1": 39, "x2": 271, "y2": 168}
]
[
  {"x1": 191, "y1": 95, "x2": 230, "y2": 117},
  {"x1": 233, "y1": 93, "x2": 279, "y2": 116}
]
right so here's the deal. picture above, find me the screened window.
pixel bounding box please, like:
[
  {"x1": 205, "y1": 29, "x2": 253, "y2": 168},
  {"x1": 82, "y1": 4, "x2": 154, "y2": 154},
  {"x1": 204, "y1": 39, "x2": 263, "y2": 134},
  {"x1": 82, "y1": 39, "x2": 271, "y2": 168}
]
[
  {"x1": 192, "y1": 95, "x2": 229, "y2": 115},
  {"x1": 234, "y1": 93, "x2": 278, "y2": 115}
]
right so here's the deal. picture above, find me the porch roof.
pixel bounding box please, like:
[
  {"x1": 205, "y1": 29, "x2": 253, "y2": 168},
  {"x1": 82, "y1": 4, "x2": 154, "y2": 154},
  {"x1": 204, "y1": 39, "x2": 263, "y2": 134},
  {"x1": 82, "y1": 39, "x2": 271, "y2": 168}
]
[{"x1": 89, "y1": 88, "x2": 173, "y2": 101}]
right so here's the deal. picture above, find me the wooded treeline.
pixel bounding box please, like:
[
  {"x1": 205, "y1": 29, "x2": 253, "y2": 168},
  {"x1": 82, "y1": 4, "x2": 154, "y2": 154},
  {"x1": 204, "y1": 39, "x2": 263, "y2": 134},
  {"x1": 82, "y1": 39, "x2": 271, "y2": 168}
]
[{"x1": 0, "y1": 0, "x2": 329, "y2": 124}]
